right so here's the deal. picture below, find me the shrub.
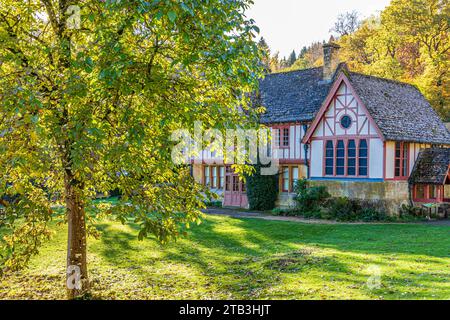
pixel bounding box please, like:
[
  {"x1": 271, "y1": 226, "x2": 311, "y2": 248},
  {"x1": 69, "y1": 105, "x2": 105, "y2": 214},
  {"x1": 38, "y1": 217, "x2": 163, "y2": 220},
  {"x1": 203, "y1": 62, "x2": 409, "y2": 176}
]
[
  {"x1": 205, "y1": 200, "x2": 223, "y2": 208},
  {"x1": 328, "y1": 197, "x2": 362, "y2": 221},
  {"x1": 360, "y1": 208, "x2": 389, "y2": 222},
  {"x1": 292, "y1": 179, "x2": 330, "y2": 217},
  {"x1": 246, "y1": 164, "x2": 279, "y2": 211}
]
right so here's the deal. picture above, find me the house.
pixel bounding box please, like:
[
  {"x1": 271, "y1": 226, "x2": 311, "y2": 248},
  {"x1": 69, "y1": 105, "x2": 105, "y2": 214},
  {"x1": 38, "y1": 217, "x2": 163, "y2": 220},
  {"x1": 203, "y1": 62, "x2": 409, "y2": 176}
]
[{"x1": 192, "y1": 40, "x2": 450, "y2": 214}]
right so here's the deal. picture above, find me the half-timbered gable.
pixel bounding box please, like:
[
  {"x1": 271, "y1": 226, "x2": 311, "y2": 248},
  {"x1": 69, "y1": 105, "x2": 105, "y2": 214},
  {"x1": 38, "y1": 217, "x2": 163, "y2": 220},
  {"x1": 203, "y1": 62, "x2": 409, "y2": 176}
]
[{"x1": 304, "y1": 74, "x2": 384, "y2": 180}]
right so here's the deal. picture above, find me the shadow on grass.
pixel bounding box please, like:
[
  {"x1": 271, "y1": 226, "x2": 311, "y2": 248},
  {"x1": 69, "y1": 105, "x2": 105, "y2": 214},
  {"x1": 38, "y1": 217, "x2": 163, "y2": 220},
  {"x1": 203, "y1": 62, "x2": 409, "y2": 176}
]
[{"x1": 93, "y1": 215, "x2": 450, "y2": 299}]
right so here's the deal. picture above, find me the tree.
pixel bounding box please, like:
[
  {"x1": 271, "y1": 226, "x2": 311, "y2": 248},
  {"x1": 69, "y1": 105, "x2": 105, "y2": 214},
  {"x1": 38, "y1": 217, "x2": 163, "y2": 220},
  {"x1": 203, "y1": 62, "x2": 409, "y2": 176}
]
[
  {"x1": 0, "y1": 0, "x2": 262, "y2": 299},
  {"x1": 258, "y1": 37, "x2": 271, "y2": 72},
  {"x1": 287, "y1": 50, "x2": 297, "y2": 67},
  {"x1": 331, "y1": 11, "x2": 361, "y2": 37},
  {"x1": 338, "y1": 0, "x2": 450, "y2": 120}
]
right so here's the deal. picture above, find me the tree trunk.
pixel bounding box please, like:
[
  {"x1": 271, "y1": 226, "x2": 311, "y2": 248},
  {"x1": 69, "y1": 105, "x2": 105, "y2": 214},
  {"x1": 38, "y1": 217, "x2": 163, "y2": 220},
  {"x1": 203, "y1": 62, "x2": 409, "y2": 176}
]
[{"x1": 65, "y1": 173, "x2": 89, "y2": 299}]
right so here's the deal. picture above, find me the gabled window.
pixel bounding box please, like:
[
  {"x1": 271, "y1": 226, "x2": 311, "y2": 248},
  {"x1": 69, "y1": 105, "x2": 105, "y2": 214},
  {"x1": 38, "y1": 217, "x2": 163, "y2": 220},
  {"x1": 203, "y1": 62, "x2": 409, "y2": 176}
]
[{"x1": 395, "y1": 142, "x2": 409, "y2": 178}]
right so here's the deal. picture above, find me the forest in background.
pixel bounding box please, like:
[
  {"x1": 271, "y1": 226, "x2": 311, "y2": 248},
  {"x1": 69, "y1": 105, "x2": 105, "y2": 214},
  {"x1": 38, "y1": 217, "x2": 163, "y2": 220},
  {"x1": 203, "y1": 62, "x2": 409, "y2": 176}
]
[{"x1": 258, "y1": 0, "x2": 449, "y2": 121}]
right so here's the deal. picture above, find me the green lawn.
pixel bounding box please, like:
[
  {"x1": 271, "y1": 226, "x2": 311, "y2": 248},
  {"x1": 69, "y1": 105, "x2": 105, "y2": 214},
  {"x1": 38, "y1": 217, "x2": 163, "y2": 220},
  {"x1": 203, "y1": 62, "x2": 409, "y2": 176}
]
[{"x1": 1, "y1": 214, "x2": 449, "y2": 300}]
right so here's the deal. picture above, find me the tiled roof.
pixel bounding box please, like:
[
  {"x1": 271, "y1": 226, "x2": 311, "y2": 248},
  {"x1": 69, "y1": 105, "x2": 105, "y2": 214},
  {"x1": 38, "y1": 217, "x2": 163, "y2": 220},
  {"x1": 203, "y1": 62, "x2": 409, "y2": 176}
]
[
  {"x1": 256, "y1": 66, "x2": 450, "y2": 145},
  {"x1": 257, "y1": 67, "x2": 333, "y2": 124},
  {"x1": 409, "y1": 148, "x2": 450, "y2": 185},
  {"x1": 348, "y1": 72, "x2": 450, "y2": 145}
]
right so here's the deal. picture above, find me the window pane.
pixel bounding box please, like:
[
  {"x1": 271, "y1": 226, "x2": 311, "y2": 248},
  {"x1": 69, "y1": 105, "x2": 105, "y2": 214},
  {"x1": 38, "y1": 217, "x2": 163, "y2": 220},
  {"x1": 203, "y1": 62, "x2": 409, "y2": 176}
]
[
  {"x1": 225, "y1": 176, "x2": 231, "y2": 191},
  {"x1": 347, "y1": 167, "x2": 356, "y2": 176},
  {"x1": 292, "y1": 167, "x2": 299, "y2": 189},
  {"x1": 429, "y1": 185, "x2": 436, "y2": 199},
  {"x1": 204, "y1": 167, "x2": 210, "y2": 186},
  {"x1": 336, "y1": 166, "x2": 345, "y2": 175},
  {"x1": 219, "y1": 167, "x2": 225, "y2": 188},
  {"x1": 233, "y1": 176, "x2": 239, "y2": 192},
  {"x1": 283, "y1": 128, "x2": 289, "y2": 147},
  {"x1": 359, "y1": 168, "x2": 367, "y2": 176},
  {"x1": 325, "y1": 141, "x2": 334, "y2": 176},
  {"x1": 359, "y1": 159, "x2": 367, "y2": 167},
  {"x1": 348, "y1": 140, "x2": 356, "y2": 157},
  {"x1": 416, "y1": 185, "x2": 425, "y2": 199}
]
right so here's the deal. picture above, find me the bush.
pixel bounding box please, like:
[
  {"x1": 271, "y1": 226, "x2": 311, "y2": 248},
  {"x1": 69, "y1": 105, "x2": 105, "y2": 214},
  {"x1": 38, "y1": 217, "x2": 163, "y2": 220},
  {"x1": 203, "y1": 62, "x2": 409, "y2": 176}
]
[
  {"x1": 328, "y1": 197, "x2": 361, "y2": 221},
  {"x1": 292, "y1": 179, "x2": 330, "y2": 217},
  {"x1": 360, "y1": 208, "x2": 389, "y2": 222},
  {"x1": 246, "y1": 164, "x2": 279, "y2": 211},
  {"x1": 204, "y1": 200, "x2": 223, "y2": 208}
]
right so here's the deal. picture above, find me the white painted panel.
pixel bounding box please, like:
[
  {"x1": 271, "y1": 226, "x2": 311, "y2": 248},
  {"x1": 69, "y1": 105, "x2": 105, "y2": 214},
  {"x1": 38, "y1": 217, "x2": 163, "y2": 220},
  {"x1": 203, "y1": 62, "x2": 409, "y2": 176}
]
[
  {"x1": 369, "y1": 122, "x2": 377, "y2": 135},
  {"x1": 326, "y1": 103, "x2": 334, "y2": 117},
  {"x1": 314, "y1": 120, "x2": 324, "y2": 137},
  {"x1": 290, "y1": 126, "x2": 295, "y2": 159},
  {"x1": 311, "y1": 140, "x2": 324, "y2": 177},
  {"x1": 385, "y1": 141, "x2": 395, "y2": 179},
  {"x1": 284, "y1": 148, "x2": 289, "y2": 159},
  {"x1": 295, "y1": 125, "x2": 301, "y2": 159},
  {"x1": 335, "y1": 124, "x2": 345, "y2": 136},
  {"x1": 369, "y1": 138, "x2": 383, "y2": 179},
  {"x1": 359, "y1": 118, "x2": 368, "y2": 135},
  {"x1": 324, "y1": 120, "x2": 333, "y2": 136},
  {"x1": 337, "y1": 83, "x2": 346, "y2": 95}
]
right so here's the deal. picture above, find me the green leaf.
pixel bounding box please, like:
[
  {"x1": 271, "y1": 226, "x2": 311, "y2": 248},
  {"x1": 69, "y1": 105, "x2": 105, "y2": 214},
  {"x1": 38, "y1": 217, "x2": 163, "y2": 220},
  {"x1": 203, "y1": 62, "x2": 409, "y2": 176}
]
[{"x1": 167, "y1": 11, "x2": 177, "y2": 23}]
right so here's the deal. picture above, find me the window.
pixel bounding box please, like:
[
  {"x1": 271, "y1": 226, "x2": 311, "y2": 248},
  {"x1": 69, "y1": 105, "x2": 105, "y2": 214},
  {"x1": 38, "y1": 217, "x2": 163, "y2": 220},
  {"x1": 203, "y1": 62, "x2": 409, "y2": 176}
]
[
  {"x1": 282, "y1": 128, "x2": 289, "y2": 147},
  {"x1": 340, "y1": 115, "x2": 352, "y2": 129},
  {"x1": 273, "y1": 128, "x2": 281, "y2": 147},
  {"x1": 415, "y1": 185, "x2": 426, "y2": 199},
  {"x1": 347, "y1": 140, "x2": 356, "y2": 176},
  {"x1": 325, "y1": 139, "x2": 368, "y2": 177},
  {"x1": 282, "y1": 166, "x2": 289, "y2": 192},
  {"x1": 358, "y1": 139, "x2": 368, "y2": 176},
  {"x1": 225, "y1": 176, "x2": 231, "y2": 191},
  {"x1": 336, "y1": 140, "x2": 345, "y2": 176},
  {"x1": 272, "y1": 127, "x2": 289, "y2": 148},
  {"x1": 292, "y1": 167, "x2": 299, "y2": 190},
  {"x1": 280, "y1": 165, "x2": 302, "y2": 193},
  {"x1": 429, "y1": 185, "x2": 437, "y2": 199},
  {"x1": 219, "y1": 166, "x2": 225, "y2": 189},
  {"x1": 414, "y1": 184, "x2": 444, "y2": 202},
  {"x1": 204, "y1": 166, "x2": 210, "y2": 186},
  {"x1": 325, "y1": 141, "x2": 334, "y2": 176},
  {"x1": 211, "y1": 166, "x2": 218, "y2": 188},
  {"x1": 395, "y1": 142, "x2": 409, "y2": 178},
  {"x1": 232, "y1": 176, "x2": 239, "y2": 192}
]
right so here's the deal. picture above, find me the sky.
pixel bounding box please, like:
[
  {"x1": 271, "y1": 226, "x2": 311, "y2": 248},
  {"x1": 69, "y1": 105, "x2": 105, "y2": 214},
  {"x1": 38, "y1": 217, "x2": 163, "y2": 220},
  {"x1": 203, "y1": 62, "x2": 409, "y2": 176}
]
[{"x1": 247, "y1": 0, "x2": 391, "y2": 58}]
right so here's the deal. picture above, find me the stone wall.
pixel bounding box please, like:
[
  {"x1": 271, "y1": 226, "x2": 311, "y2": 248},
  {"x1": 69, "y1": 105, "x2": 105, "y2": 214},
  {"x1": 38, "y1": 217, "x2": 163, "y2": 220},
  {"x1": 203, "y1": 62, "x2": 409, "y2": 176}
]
[{"x1": 309, "y1": 180, "x2": 410, "y2": 215}]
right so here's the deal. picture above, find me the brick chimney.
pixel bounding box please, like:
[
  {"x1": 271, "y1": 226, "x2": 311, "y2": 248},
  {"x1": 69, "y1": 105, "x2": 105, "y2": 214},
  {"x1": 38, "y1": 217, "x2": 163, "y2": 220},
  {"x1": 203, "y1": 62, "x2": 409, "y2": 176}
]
[{"x1": 323, "y1": 36, "x2": 341, "y2": 81}]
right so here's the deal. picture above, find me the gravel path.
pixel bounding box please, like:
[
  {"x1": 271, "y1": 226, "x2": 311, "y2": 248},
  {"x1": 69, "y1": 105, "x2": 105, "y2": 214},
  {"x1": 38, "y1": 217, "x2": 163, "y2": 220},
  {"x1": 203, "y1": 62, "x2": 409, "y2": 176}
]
[{"x1": 203, "y1": 208, "x2": 450, "y2": 226}]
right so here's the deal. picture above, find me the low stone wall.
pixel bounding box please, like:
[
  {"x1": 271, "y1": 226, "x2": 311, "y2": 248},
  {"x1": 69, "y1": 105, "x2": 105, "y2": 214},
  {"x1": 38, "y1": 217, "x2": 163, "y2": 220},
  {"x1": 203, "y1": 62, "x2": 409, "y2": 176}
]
[{"x1": 309, "y1": 180, "x2": 410, "y2": 215}]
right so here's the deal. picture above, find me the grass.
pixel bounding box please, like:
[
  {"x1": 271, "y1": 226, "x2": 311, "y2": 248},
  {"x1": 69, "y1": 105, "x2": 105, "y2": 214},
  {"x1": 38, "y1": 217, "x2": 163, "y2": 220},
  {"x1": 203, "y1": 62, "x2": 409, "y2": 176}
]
[{"x1": 1, "y1": 213, "x2": 449, "y2": 300}]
